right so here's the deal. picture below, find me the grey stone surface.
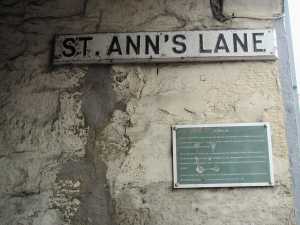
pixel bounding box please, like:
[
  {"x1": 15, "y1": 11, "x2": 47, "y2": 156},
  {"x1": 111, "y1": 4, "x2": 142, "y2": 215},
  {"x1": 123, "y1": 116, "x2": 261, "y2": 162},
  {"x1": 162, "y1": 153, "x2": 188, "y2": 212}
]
[
  {"x1": 82, "y1": 66, "x2": 116, "y2": 129},
  {"x1": 0, "y1": 0, "x2": 296, "y2": 225},
  {"x1": 276, "y1": 1, "x2": 300, "y2": 223}
]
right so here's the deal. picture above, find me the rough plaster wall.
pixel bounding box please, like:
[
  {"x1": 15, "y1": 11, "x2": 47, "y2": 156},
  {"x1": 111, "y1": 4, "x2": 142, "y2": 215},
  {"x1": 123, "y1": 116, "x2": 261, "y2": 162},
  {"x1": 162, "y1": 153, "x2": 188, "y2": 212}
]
[
  {"x1": 0, "y1": 1, "x2": 295, "y2": 225},
  {"x1": 104, "y1": 63, "x2": 295, "y2": 225},
  {"x1": 223, "y1": 0, "x2": 283, "y2": 18}
]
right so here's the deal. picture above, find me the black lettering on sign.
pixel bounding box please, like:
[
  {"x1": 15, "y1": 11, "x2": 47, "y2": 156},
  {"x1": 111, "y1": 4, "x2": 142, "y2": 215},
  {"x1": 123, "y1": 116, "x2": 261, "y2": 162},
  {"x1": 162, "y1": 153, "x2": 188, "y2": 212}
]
[
  {"x1": 145, "y1": 35, "x2": 159, "y2": 55},
  {"x1": 126, "y1": 35, "x2": 140, "y2": 55},
  {"x1": 233, "y1": 33, "x2": 248, "y2": 52},
  {"x1": 214, "y1": 33, "x2": 229, "y2": 53},
  {"x1": 164, "y1": 35, "x2": 169, "y2": 42},
  {"x1": 107, "y1": 36, "x2": 122, "y2": 56},
  {"x1": 172, "y1": 34, "x2": 186, "y2": 54},
  {"x1": 253, "y1": 33, "x2": 265, "y2": 52},
  {"x1": 62, "y1": 38, "x2": 76, "y2": 57},
  {"x1": 199, "y1": 34, "x2": 212, "y2": 53},
  {"x1": 79, "y1": 36, "x2": 93, "y2": 56}
]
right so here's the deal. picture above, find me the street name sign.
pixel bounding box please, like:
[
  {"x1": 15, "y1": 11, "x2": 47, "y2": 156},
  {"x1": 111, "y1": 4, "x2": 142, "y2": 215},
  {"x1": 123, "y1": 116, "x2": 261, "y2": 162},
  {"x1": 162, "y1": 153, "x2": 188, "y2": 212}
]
[
  {"x1": 172, "y1": 123, "x2": 274, "y2": 188},
  {"x1": 53, "y1": 29, "x2": 277, "y2": 65}
]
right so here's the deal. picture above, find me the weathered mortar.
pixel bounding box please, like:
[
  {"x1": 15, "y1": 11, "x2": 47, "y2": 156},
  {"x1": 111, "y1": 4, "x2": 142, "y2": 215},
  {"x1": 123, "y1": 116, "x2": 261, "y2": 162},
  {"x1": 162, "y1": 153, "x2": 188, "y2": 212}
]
[{"x1": 0, "y1": 0, "x2": 296, "y2": 225}]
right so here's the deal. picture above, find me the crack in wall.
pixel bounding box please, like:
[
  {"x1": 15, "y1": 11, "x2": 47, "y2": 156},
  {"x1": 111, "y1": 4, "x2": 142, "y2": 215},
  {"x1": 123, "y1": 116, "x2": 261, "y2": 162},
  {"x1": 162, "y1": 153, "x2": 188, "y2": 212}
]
[{"x1": 210, "y1": 0, "x2": 230, "y2": 22}]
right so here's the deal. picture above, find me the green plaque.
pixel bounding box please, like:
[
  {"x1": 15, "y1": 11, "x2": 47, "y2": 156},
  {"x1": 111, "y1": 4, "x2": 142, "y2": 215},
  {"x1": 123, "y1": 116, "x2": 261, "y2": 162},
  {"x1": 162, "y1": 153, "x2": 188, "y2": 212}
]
[{"x1": 172, "y1": 123, "x2": 274, "y2": 188}]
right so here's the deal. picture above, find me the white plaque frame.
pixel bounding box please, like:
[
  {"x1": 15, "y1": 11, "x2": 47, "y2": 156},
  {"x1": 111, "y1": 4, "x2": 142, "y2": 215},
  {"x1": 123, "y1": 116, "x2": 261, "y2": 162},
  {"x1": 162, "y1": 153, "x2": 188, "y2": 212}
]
[{"x1": 172, "y1": 122, "x2": 274, "y2": 189}]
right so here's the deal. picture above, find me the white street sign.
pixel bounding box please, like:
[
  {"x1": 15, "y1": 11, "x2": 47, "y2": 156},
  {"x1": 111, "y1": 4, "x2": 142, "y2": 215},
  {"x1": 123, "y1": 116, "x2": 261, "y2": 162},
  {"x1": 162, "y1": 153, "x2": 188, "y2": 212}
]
[{"x1": 53, "y1": 29, "x2": 277, "y2": 65}]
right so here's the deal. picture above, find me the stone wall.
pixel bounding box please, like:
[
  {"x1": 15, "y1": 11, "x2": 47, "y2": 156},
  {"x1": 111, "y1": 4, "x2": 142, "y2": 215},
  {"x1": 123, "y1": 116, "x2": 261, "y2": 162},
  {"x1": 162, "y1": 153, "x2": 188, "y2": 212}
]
[{"x1": 0, "y1": 0, "x2": 296, "y2": 225}]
